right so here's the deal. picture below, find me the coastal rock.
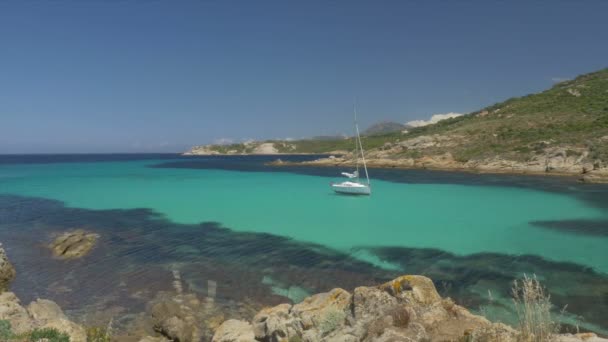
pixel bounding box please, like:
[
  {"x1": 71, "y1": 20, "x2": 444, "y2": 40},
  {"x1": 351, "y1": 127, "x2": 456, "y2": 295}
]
[
  {"x1": 148, "y1": 290, "x2": 226, "y2": 342},
  {"x1": 0, "y1": 244, "x2": 16, "y2": 292},
  {"x1": 0, "y1": 292, "x2": 87, "y2": 341},
  {"x1": 0, "y1": 292, "x2": 35, "y2": 334},
  {"x1": 379, "y1": 275, "x2": 441, "y2": 305},
  {"x1": 27, "y1": 299, "x2": 87, "y2": 342},
  {"x1": 212, "y1": 275, "x2": 518, "y2": 342},
  {"x1": 555, "y1": 333, "x2": 608, "y2": 342},
  {"x1": 149, "y1": 293, "x2": 203, "y2": 342},
  {"x1": 49, "y1": 229, "x2": 99, "y2": 259},
  {"x1": 139, "y1": 336, "x2": 171, "y2": 342},
  {"x1": 212, "y1": 319, "x2": 256, "y2": 342}
]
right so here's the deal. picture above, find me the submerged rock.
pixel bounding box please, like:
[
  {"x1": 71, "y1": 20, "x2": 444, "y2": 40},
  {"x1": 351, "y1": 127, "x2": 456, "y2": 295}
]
[
  {"x1": 49, "y1": 229, "x2": 99, "y2": 259},
  {"x1": 0, "y1": 244, "x2": 16, "y2": 292}
]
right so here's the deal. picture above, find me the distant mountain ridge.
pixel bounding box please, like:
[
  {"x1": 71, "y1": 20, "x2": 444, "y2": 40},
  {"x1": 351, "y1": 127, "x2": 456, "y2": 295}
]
[{"x1": 362, "y1": 121, "x2": 407, "y2": 135}]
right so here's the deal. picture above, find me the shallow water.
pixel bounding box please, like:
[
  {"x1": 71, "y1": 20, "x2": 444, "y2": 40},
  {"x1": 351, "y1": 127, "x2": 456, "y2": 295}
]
[{"x1": 0, "y1": 154, "x2": 607, "y2": 333}]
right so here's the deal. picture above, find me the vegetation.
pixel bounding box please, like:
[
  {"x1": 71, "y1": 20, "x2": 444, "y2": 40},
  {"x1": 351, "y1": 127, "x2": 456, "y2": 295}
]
[
  {"x1": 28, "y1": 328, "x2": 70, "y2": 342},
  {"x1": 512, "y1": 275, "x2": 558, "y2": 342},
  {"x1": 0, "y1": 322, "x2": 72, "y2": 342},
  {"x1": 85, "y1": 326, "x2": 111, "y2": 342},
  {"x1": 318, "y1": 307, "x2": 346, "y2": 334},
  {"x1": 362, "y1": 121, "x2": 407, "y2": 135},
  {"x1": 189, "y1": 68, "x2": 608, "y2": 166},
  {"x1": 0, "y1": 320, "x2": 14, "y2": 340}
]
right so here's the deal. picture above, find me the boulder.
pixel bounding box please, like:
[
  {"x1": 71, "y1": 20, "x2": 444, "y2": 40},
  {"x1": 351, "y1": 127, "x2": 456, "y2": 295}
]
[
  {"x1": 138, "y1": 336, "x2": 171, "y2": 342},
  {"x1": 149, "y1": 294, "x2": 202, "y2": 342},
  {"x1": 0, "y1": 292, "x2": 86, "y2": 342},
  {"x1": 212, "y1": 319, "x2": 256, "y2": 342},
  {"x1": 49, "y1": 229, "x2": 99, "y2": 259},
  {"x1": 252, "y1": 303, "x2": 297, "y2": 341},
  {"x1": 378, "y1": 275, "x2": 441, "y2": 305},
  {"x1": 147, "y1": 290, "x2": 228, "y2": 342},
  {"x1": 27, "y1": 299, "x2": 87, "y2": 342},
  {"x1": 0, "y1": 244, "x2": 16, "y2": 292},
  {"x1": 212, "y1": 275, "x2": 511, "y2": 342},
  {"x1": 0, "y1": 292, "x2": 34, "y2": 334}
]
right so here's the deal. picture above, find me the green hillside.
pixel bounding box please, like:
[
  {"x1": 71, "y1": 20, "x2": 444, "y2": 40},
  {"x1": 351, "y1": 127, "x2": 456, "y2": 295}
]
[
  {"x1": 402, "y1": 67, "x2": 608, "y2": 162},
  {"x1": 188, "y1": 68, "x2": 608, "y2": 165}
]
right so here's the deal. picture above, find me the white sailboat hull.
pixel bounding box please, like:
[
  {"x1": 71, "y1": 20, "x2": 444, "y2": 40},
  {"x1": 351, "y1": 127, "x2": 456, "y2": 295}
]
[{"x1": 331, "y1": 181, "x2": 371, "y2": 195}]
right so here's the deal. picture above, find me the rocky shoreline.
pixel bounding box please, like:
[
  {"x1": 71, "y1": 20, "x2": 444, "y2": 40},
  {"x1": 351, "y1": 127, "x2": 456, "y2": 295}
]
[
  {"x1": 269, "y1": 152, "x2": 608, "y2": 184},
  {"x1": 212, "y1": 275, "x2": 606, "y2": 342},
  {"x1": 1, "y1": 238, "x2": 607, "y2": 341}
]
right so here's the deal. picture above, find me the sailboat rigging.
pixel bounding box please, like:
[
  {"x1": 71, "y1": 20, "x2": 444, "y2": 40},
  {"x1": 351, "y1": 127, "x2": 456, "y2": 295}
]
[{"x1": 330, "y1": 104, "x2": 371, "y2": 195}]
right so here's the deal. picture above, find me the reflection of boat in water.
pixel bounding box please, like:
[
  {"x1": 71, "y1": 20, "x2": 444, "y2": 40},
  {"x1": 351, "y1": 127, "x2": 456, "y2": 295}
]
[{"x1": 330, "y1": 105, "x2": 371, "y2": 195}]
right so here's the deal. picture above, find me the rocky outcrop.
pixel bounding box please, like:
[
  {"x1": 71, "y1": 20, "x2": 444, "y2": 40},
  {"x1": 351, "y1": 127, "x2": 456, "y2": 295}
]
[
  {"x1": 212, "y1": 320, "x2": 256, "y2": 342},
  {"x1": 212, "y1": 275, "x2": 608, "y2": 342},
  {"x1": 212, "y1": 275, "x2": 516, "y2": 342},
  {"x1": 277, "y1": 143, "x2": 608, "y2": 183},
  {"x1": 147, "y1": 290, "x2": 226, "y2": 342},
  {"x1": 0, "y1": 244, "x2": 16, "y2": 292},
  {"x1": 0, "y1": 292, "x2": 87, "y2": 341},
  {"x1": 252, "y1": 143, "x2": 279, "y2": 154},
  {"x1": 0, "y1": 244, "x2": 87, "y2": 341},
  {"x1": 49, "y1": 229, "x2": 99, "y2": 259},
  {"x1": 138, "y1": 336, "x2": 171, "y2": 342}
]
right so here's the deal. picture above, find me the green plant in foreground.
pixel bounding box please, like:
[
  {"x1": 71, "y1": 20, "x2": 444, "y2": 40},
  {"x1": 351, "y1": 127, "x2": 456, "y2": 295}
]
[
  {"x1": 28, "y1": 328, "x2": 70, "y2": 342},
  {"x1": 0, "y1": 320, "x2": 14, "y2": 340},
  {"x1": 512, "y1": 274, "x2": 559, "y2": 342},
  {"x1": 85, "y1": 326, "x2": 111, "y2": 342}
]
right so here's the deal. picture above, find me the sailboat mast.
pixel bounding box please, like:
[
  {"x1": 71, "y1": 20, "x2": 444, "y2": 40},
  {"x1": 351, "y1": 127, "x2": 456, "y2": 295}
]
[{"x1": 353, "y1": 104, "x2": 370, "y2": 185}]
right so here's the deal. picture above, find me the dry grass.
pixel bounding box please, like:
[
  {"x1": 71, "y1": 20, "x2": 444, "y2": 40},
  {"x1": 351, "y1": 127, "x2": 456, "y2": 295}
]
[{"x1": 512, "y1": 274, "x2": 559, "y2": 342}]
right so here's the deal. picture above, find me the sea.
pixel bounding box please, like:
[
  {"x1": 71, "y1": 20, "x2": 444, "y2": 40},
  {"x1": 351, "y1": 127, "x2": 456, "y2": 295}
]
[{"x1": 0, "y1": 154, "x2": 606, "y2": 334}]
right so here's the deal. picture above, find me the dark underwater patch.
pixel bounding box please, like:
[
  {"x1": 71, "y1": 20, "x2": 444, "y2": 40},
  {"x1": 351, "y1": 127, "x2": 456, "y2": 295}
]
[
  {"x1": 148, "y1": 154, "x2": 608, "y2": 211},
  {"x1": 0, "y1": 194, "x2": 393, "y2": 331},
  {"x1": 1, "y1": 194, "x2": 607, "y2": 334},
  {"x1": 367, "y1": 246, "x2": 608, "y2": 331},
  {"x1": 531, "y1": 219, "x2": 608, "y2": 236}
]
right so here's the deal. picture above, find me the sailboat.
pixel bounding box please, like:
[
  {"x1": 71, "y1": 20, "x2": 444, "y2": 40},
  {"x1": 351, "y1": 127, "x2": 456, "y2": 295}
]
[{"x1": 330, "y1": 105, "x2": 371, "y2": 195}]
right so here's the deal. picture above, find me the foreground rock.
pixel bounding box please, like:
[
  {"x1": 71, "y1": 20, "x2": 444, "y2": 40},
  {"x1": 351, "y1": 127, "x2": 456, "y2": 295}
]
[
  {"x1": 0, "y1": 243, "x2": 87, "y2": 341},
  {"x1": 213, "y1": 275, "x2": 607, "y2": 342},
  {"x1": 49, "y1": 229, "x2": 99, "y2": 259},
  {"x1": 0, "y1": 292, "x2": 87, "y2": 341},
  {"x1": 0, "y1": 244, "x2": 16, "y2": 292}
]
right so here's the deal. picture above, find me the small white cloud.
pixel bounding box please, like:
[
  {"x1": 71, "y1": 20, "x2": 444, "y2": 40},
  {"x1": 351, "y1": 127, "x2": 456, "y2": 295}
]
[
  {"x1": 159, "y1": 141, "x2": 170, "y2": 147},
  {"x1": 406, "y1": 112, "x2": 463, "y2": 127},
  {"x1": 551, "y1": 77, "x2": 571, "y2": 83},
  {"x1": 213, "y1": 138, "x2": 234, "y2": 145}
]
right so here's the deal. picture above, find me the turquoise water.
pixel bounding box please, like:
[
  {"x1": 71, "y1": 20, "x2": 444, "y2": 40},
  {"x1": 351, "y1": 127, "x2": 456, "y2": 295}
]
[
  {"x1": 1, "y1": 155, "x2": 607, "y2": 333},
  {"x1": 1, "y1": 158, "x2": 606, "y2": 272}
]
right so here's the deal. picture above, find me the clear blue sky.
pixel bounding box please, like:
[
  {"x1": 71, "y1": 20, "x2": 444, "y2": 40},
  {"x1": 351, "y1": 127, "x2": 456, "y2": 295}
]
[{"x1": 1, "y1": 1, "x2": 607, "y2": 153}]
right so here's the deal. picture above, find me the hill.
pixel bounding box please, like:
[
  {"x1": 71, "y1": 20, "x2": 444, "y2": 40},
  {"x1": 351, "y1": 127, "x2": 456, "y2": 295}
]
[
  {"x1": 185, "y1": 68, "x2": 608, "y2": 181},
  {"x1": 362, "y1": 121, "x2": 407, "y2": 135}
]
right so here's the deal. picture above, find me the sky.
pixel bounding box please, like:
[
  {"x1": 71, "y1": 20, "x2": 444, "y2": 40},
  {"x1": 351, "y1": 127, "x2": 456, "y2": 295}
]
[{"x1": 1, "y1": 1, "x2": 607, "y2": 153}]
